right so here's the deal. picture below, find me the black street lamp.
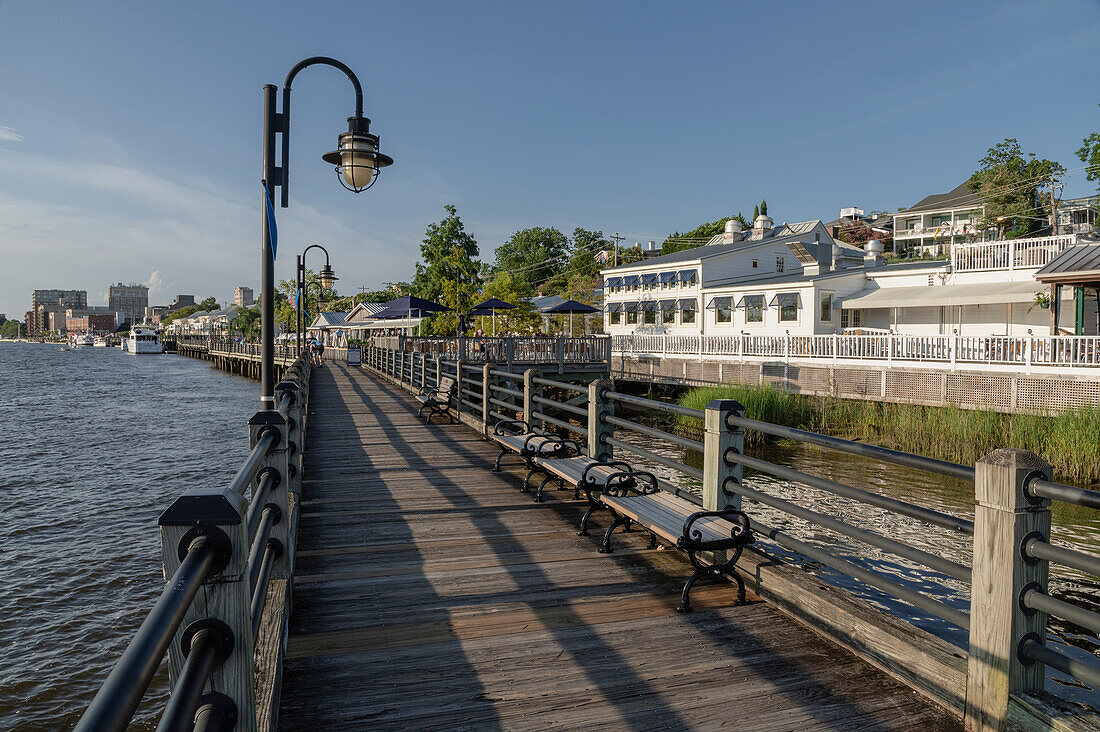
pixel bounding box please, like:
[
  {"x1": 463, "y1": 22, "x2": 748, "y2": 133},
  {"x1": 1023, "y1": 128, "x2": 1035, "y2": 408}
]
[
  {"x1": 296, "y1": 244, "x2": 337, "y2": 353},
  {"x1": 259, "y1": 56, "x2": 393, "y2": 409}
]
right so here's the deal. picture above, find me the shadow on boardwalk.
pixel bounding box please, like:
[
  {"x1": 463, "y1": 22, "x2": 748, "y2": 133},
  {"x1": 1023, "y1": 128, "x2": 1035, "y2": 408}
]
[{"x1": 278, "y1": 363, "x2": 962, "y2": 731}]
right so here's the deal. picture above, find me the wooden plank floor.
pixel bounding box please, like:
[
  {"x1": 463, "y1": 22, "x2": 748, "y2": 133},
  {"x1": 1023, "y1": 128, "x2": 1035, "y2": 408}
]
[{"x1": 278, "y1": 363, "x2": 962, "y2": 731}]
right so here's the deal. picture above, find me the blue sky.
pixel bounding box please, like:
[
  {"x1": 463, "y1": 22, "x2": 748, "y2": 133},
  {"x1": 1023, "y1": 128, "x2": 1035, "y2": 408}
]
[{"x1": 1, "y1": 0, "x2": 1099, "y2": 318}]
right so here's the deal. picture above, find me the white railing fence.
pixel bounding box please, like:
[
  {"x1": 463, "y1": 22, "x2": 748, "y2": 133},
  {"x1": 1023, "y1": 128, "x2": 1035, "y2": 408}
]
[
  {"x1": 952, "y1": 234, "x2": 1077, "y2": 273},
  {"x1": 613, "y1": 333, "x2": 1100, "y2": 369}
]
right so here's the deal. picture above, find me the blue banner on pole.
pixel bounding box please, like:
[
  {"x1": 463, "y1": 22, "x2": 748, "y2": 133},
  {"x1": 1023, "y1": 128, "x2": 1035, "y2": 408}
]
[{"x1": 262, "y1": 182, "x2": 278, "y2": 261}]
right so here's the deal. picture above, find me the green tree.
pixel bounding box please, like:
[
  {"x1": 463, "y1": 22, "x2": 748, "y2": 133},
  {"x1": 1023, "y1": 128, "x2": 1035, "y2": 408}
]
[
  {"x1": 968, "y1": 138, "x2": 1064, "y2": 239},
  {"x1": 479, "y1": 271, "x2": 541, "y2": 334},
  {"x1": 753, "y1": 204, "x2": 759, "y2": 220},
  {"x1": 618, "y1": 246, "x2": 646, "y2": 265},
  {"x1": 412, "y1": 205, "x2": 481, "y2": 334},
  {"x1": 491, "y1": 226, "x2": 570, "y2": 291},
  {"x1": 231, "y1": 306, "x2": 261, "y2": 337},
  {"x1": 760, "y1": 198, "x2": 768, "y2": 216},
  {"x1": 0, "y1": 319, "x2": 21, "y2": 338},
  {"x1": 198, "y1": 296, "x2": 219, "y2": 311},
  {"x1": 1077, "y1": 107, "x2": 1100, "y2": 195}
]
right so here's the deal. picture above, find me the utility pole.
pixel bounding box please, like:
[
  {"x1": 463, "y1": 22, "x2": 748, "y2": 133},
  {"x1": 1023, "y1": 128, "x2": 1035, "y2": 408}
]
[
  {"x1": 1050, "y1": 175, "x2": 1062, "y2": 236},
  {"x1": 610, "y1": 232, "x2": 625, "y2": 267}
]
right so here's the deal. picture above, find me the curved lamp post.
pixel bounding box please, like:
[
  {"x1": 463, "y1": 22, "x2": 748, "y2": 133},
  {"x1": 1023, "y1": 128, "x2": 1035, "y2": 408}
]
[
  {"x1": 259, "y1": 56, "x2": 393, "y2": 409},
  {"x1": 296, "y1": 244, "x2": 338, "y2": 353}
]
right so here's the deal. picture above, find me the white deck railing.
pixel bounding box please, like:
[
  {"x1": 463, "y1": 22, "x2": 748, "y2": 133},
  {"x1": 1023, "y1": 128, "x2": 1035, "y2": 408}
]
[
  {"x1": 613, "y1": 333, "x2": 1100, "y2": 369},
  {"x1": 951, "y1": 234, "x2": 1077, "y2": 272}
]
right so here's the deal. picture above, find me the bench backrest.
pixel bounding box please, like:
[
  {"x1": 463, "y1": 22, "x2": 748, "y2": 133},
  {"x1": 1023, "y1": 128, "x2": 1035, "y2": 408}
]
[{"x1": 434, "y1": 377, "x2": 456, "y2": 401}]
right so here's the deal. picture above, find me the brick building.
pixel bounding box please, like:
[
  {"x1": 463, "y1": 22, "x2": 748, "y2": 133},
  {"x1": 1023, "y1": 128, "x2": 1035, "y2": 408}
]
[{"x1": 108, "y1": 283, "x2": 149, "y2": 325}]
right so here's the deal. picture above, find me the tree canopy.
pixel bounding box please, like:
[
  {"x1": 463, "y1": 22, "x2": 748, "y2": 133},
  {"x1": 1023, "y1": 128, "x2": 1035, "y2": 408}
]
[
  {"x1": 412, "y1": 204, "x2": 481, "y2": 334},
  {"x1": 968, "y1": 138, "x2": 1063, "y2": 239},
  {"x1": 490, "y1": 226, "x2": 570, "y2": 292},
  {"x1": 1077, "y1": 107, "x2": 1100, "y2": 195}
]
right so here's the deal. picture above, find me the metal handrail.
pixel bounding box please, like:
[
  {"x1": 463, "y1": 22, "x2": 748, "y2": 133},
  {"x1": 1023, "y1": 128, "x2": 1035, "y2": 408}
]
[
  {"x1": 604, "y1": 436, "x2": 703, "y2": 481},
  {"x1": 1023, "y1": 537, "x2": 1100, "y2": 578},
  {"x1": 490, "y1": 384, "x2": 524, "y2": 399},
  {"x1": 1019, "y1": 639, "x2": 1100, "y2": 689},
  {"x1": 532, "y1": 376, "x2": 588, "y2": 394},
  {"x1": 1022, "y1": 588, "x2": 1100, "y2": 634},
  {"x1": 729, "y1": 415, "x2": 975, "y2": 482},
  {"x1": 227, "y1": 430, "x2": 277, "y2": 496},
  {"x1": 530, "y1": 411, "x2": 589, "y2": 437},
  {"x1": 730, "y1": 451, "x2": 975, "y2": 535},
  {"x1": 605, "y1": 390, "x2": 704, "y2": 419},
  {"x1": 531, "y1": 395, "x2": 587, "y2": 418},
  {"x1": 749, "y1": 518, "x2": 970, "y2": 630},
  {"x1": 1028, "y1": 478, "x2": 1100, "y2": 509},
  {"x1": 490, "y1": 369, "x2": 526, "y2": 381},
  {"x1": 75, "y1": 541, "x2": 217, "y2": 732},
  {"x1": 604, "y1": 415, "x2": 703, "y2": 453}
]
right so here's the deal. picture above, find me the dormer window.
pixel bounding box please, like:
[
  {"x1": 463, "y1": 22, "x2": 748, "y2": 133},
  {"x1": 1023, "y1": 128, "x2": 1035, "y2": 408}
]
[
  {"x1": 776, "y1": 256, "x2": 785, "y2": 273},
  {"x1": 751, "y1": 259, "x2": 758, "y2": 269}
]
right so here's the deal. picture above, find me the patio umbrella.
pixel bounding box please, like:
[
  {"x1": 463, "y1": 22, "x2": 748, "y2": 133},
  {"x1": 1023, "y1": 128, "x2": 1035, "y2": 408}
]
[
  {"x1": 544, "y1": 299, "x2": 598, "y2": 335},
  {"x1": 372, "y1": 295, "x2": 452, "y2": 336},
  {"x1": 468, "y1": 297, "x2": 515, "y2": 336}
]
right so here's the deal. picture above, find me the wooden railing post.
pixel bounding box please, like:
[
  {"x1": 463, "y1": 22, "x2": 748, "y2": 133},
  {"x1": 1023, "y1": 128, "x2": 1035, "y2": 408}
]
[
  {"x1": 587, "y1": 378, "x2": 614, "y2": 460},
  {"x1": 523, "y1": 368, "x2": 540, "y2": 427},
  {"x1": 453, "y1": 360, "x2": 464, "y2": 417},
  {"x1": 702, "y1": 400, "x2": 745, "y2": 512},
  {"x1": 434, "y1": 356, "x2": 442, "y2": 388},
  {"x1": 482, "y1": 363, "x2": 495, "y2": 434},
  {"x1": 159, "y1": 487, "x2": 256, "y2": 731},
  {"x1": 965, "y1": 449, "x2": 1052, "y2": 732},
  {"x1": 248, "y1": 411, "x2": 292, "y2": 578}
]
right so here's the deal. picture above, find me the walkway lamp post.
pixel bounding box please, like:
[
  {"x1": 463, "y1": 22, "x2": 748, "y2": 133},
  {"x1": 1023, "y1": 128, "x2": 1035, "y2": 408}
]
[
  {"x1": 259, "y1": 56, "x2": 393, "y2": 409},
  {"x1": 296, "y1": 245, "x2": 338, "y2": 353}
]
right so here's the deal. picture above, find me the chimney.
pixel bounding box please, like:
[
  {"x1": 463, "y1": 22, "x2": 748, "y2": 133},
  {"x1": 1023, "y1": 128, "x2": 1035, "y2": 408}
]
[
  {"x1": 864, "y1": 239, "x2": 885, "y2": 267},
  {"x1": 752, "y1": 214, "x2": 774, "y2": 238},
  {"x1": 722, "y1": 218, "x2": 744, "y2": 244}
]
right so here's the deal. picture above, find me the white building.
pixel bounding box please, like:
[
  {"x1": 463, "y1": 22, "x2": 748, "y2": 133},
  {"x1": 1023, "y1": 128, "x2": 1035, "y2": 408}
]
[
  {"x1": 604, "y1": 211, "x2": 1094, "y2": 340},
  {"x1": 891, "y1": 182, "x2": 992, "y2": 256}
]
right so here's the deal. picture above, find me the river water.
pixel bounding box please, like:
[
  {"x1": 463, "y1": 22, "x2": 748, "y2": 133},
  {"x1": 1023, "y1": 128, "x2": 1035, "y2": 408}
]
[
  {"x1": 2, "y1": 342, "x2": 1097, "y2": 726},
  {"x1": 0, "y1": 342, "x2": 257, "y2": 730}
]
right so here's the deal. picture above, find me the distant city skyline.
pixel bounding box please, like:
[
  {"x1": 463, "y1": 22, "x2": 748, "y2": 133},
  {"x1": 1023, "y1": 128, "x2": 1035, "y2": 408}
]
[{"x1": 1, "y1": 0, "x2": 1099, "y2": 318}]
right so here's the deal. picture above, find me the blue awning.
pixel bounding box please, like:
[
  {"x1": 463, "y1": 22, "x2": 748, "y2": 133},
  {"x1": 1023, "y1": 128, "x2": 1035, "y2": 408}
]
[
  {"x1": 677, "y1": 269, "x2": 697, "y2": 283},
  {"x1": 659, "y1": 299, "x2": 678, "y2": 309},
  {"x1": 638, "y1": 301, "x2": 658, "y2": 312},
  {"x1": 678, "y1": 298, "x2": 697, "y2": 310},
  {"x1": 658, "y1": 271, "x2": 678, "y2": 284},
  {"x1": 605, "y1": 302, "x2": 623, "y2": 313},
  {"x1": 605, "y1": 276, "x2": 622, "y2": 288},
  {"x1": 707, "y1": 297, "x2": 733, "y2": 309},
  {"x1": 640, "y1": 273, "x2": 658, "y2": 285},
  {"x1": 622, "y1": 275, "x2": 640, "y2": 286},
  {"x1": 736, "y1": 294, "x2": 764, "y2": 308},
  {"x1": 622, "y1": 302, "x2": 639, "y2": 312}
]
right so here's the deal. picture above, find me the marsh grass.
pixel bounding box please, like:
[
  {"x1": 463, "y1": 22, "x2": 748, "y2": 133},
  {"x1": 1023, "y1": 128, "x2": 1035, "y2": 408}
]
[{"x1": 675, "y1": 384, "x2": 1100, "y2": 484}]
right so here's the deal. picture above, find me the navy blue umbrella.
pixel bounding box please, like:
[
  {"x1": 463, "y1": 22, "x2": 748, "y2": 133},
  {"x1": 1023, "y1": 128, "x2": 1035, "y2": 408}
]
[
  {"x1": 467, "y1": 298, "x2": 515, "y2": 335},
  {"x1": 544, "y1": 299, "x2": 598, "y2": 334}
]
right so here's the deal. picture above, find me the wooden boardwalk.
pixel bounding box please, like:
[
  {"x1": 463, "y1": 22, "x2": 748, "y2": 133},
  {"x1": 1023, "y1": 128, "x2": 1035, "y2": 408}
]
[{"x1": 278, "y1": 363, "x2": 963, "y2": 730}]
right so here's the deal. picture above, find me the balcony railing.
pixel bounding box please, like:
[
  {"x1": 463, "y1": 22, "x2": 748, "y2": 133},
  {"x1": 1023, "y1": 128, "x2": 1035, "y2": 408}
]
[
  {"x1": 613, "y1": 332, "x2": 1100, "y2": 369},
  {"x1": 951, "y1": 234, "x2": 1078, "y2": 272}
]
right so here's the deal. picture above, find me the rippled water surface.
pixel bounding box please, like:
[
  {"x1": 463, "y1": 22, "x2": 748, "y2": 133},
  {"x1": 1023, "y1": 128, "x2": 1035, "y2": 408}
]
[{"x1": 0, "y1": 342, "x2": 256, "y2": 729}]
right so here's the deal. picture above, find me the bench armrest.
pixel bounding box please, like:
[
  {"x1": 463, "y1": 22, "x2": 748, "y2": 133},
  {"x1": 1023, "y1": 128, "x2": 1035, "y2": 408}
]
[
  {"x1": 678, "y1": 507, "x2": 753, "y2": 552},
  {"x1": 581, "y1": 459, "x2": 633, "y2": 486},
  {"x1": 605, "y1": 470, "x2": 659, "y2": 497},
  {"x1": 493, "y1": 418, "x2": 530, "y2": 437}
]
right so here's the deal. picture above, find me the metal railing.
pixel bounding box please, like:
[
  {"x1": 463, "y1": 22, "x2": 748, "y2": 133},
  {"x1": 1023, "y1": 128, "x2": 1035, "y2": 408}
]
[
  {"x1": 177, "y1": 335, "x2": 299, "y2": 362},
  {"x1": 360, "y1": 338, "x2": 1100, "y2": 723},
  {"x1": 613, "y1": 333, "x2": 1100, "y2": 369},
  {"x1": 368, "y1": 334, "x2": 611, "y2": 369},
  {"x1": 77, "y1": 352, "x2": 311, "y2": 732}
]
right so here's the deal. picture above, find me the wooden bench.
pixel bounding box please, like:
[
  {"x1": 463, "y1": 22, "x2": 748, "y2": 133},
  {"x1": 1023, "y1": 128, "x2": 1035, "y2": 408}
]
[
  {"x1": 415, "y1": 376, "x2": 456, "y2": 424},
  {"x1": 592, "y1": 486, "x2": 754, "y2": 614},
  {"x1": 489, "y1": 419, "x2": 581, "y2": 477},
  {"x1": 527, "y1": 454, "x2": 648, "y2": 505}
]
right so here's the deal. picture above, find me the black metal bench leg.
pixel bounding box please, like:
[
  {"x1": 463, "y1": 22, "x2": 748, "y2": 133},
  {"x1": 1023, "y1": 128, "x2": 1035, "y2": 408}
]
[
  {"x1": 578, "y1": 505, "x2": 601, "y2": 536},
  {"x1": 493, "y1": 450, "x2": 506, "y2": 472},
  {"x1": 647, "y1": 532, "x2": 658, "y2": 549},
  {"x1": 730, "y1": 567, "x2": 748, "y2": 606},
  {"x1": 676, "y1": 568, "x2": 709, "y2": 614},
  {"x1": 535, "y1": 475, "x2": 556, "y2": 503},
  {"x1": 598, "y1": 515, "x2": 628, "y2": 554},
  {"x1": 522, "y1": 469, "x2": 538, "y2": 492}
]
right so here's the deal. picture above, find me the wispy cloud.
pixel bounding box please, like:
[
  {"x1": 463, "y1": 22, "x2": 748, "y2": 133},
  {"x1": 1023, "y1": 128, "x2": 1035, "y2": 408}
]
[{"x1": 0, "y1": 126, "x2": 23, "y2": 143}]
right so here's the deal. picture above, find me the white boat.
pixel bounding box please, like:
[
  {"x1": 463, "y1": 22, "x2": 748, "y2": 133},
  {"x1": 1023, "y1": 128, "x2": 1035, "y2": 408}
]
[
  {"x1": 93, "y1": 336, "x2": 110, "y2": 347},
  {"x1": 72, "y1": 332, "x2": 94, "y2": 348},
  {"x1": 126, "y1": 326, "x2": 164, "y2": 354}
]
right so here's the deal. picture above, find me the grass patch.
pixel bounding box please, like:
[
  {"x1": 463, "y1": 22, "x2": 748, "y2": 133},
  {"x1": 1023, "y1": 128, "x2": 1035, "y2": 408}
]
[{"x1": 676, "y1": 384, "x2": 1100, "y2": 484}]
